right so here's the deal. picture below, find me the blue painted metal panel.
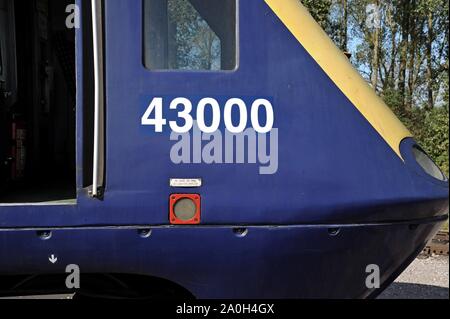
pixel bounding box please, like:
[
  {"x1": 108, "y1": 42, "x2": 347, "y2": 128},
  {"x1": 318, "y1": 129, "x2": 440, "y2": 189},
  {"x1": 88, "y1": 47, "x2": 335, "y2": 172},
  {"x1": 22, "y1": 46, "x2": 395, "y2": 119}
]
[
  {"x1": 0, "y1": 219, "x2": 445, "y2": 298},
  {"x1": 0, "y1": 0, "x2": 448, "y2": 229},
  {"x1": 0, "y1": 0, "x2": 448, "y2": 299}
]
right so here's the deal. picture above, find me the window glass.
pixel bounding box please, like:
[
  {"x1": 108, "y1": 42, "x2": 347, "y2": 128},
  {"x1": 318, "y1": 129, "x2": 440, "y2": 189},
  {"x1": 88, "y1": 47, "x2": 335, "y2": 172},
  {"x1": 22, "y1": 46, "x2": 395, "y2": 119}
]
[
  {"x1": 412, "y1": 146, "x2": 447, "y2": 181},
  {"x1": 144, "y1": 0, "x2": 237, "y2": 71}
]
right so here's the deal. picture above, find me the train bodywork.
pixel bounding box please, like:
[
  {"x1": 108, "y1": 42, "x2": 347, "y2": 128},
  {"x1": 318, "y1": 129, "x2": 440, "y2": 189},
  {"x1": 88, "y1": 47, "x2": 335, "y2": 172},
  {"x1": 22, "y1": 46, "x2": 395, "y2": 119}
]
[{"x1": 0, "y1": 0, "x2": 448, "y2": 298}]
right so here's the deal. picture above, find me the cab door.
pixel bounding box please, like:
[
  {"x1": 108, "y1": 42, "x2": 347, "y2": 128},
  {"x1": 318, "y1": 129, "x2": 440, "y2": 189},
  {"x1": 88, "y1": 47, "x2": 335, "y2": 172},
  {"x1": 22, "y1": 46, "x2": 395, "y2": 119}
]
[{"x1": 103, "y1": 0, "x2": 248, "y2": 225}]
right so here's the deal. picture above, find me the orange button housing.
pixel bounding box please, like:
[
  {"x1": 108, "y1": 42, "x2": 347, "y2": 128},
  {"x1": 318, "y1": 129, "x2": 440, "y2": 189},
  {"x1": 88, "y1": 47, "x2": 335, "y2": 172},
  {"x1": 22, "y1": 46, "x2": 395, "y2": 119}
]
[{"x1": 170, "y1": 194, "x2": 201, "y2": 225}]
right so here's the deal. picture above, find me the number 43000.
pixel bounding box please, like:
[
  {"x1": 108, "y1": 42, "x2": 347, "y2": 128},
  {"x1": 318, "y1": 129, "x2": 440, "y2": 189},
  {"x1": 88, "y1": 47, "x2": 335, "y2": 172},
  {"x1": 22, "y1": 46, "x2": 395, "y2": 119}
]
[{"x1": 141, "y1": 97, "x2": 274, "y2": 134}]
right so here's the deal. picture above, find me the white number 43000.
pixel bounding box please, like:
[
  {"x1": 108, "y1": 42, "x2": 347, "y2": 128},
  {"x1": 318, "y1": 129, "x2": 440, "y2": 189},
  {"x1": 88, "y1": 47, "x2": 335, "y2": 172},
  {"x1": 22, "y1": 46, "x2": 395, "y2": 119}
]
[{"x1": 141, "y1": 97, "x2": 274, "y2": 134}]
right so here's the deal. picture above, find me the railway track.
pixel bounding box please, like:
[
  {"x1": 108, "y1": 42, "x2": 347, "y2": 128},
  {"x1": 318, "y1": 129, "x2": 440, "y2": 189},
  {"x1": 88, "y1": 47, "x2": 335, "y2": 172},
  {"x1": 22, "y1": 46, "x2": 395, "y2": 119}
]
[{"x1": 422, "y1": 231, "x2": 449, "y2": 257}]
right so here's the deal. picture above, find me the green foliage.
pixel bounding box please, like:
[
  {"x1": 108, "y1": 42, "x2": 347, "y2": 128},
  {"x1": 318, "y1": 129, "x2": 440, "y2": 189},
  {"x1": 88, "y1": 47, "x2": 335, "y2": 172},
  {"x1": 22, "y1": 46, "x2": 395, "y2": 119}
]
[
  {"x1": 301, "y1": 0, "x2": 333, "y2": 30},
  {"x1": 413, "y1": 109, "x2": 449, "y2": 176}
]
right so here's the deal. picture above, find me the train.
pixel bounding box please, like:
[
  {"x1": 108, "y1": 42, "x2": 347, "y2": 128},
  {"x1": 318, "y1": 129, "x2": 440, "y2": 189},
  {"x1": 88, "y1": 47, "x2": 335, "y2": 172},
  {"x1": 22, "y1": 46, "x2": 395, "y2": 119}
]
[{"x1": 0, "y1": 0, "x2": 448, "y2": 299}]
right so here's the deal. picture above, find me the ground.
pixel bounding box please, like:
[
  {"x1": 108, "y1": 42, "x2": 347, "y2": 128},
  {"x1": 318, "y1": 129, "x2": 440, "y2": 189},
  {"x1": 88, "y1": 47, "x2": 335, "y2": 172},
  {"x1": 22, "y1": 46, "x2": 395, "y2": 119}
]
[{"x1": 379, "y1": 255, "x2": 449, "y2": 299}]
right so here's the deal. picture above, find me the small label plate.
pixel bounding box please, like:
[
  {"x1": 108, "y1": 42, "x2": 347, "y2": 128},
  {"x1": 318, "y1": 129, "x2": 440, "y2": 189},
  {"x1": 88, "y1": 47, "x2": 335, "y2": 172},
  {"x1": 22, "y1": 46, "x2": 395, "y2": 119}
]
[{"x1": 170, "y1": 178, "x2": 202, "y2": 188}]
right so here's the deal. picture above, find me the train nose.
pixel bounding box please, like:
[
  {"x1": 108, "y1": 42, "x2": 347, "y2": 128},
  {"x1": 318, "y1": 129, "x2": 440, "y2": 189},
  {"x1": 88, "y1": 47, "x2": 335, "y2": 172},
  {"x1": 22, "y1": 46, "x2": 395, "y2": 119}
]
[
  {"x1": 400, "y1": 138, "x2": 448, "y2": 183},
  {"x1": 393, "y1": 138, "x2": 449, "y2": 221}
]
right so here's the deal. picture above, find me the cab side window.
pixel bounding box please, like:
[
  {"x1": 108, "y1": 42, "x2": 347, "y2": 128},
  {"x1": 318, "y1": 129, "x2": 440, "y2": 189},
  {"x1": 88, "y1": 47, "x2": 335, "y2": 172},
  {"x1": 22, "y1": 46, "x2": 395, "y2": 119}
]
[{"x1": 144, "y1": 0, "x2": 237, "y2": 71}]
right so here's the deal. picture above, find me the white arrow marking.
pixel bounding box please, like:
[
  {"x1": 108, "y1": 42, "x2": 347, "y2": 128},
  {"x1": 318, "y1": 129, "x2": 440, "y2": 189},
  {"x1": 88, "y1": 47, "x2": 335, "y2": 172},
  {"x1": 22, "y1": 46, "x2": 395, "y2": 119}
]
[{"x1": 49, "y1": 254, "x2": 58, "y2": 264}]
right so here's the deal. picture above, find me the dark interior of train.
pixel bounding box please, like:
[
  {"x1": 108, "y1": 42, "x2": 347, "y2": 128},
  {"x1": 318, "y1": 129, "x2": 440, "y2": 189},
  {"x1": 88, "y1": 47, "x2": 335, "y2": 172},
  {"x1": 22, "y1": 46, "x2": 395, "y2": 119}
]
[{"x1": 0, "y1": 0, "x2": 76, "y2": 204}]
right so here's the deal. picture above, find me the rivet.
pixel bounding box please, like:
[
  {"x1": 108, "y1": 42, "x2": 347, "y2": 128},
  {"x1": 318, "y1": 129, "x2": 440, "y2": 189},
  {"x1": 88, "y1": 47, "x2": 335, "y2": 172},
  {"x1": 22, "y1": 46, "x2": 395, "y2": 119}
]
[
  {"x1": 233, "y1": 228, "x2": 249, "y2": 238},
  {"x1": 37, "y1": 230, "x2": 52, "y2": 240},
  {"x1": 328, "y1": 228, "x2": 341, "y2": 237},
  {"x1": 138, "y1": 229, "x2": 152, "y2": 238}
]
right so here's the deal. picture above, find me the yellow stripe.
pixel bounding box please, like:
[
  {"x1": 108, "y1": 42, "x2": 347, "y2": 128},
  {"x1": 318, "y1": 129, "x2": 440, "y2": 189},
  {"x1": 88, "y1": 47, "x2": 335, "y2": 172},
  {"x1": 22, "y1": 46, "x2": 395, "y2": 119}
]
[{"x1": 265, "y1": 0, "x2": 412, "y2": 159}]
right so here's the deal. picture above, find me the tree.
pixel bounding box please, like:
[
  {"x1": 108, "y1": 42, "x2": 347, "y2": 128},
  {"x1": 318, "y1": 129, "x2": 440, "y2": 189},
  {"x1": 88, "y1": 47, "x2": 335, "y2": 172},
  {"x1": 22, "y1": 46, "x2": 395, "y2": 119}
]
[
  {"x1": 168, "y1": 0, "x2": 221, "y2": 70},
  {"x1": 302, "y1": 0, "x2": 333, "y2": 31}
]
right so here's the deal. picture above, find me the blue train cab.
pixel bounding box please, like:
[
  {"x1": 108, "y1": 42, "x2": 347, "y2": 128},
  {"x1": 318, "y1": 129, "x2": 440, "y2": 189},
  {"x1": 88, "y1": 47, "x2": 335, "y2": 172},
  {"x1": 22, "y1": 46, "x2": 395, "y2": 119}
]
[{"x1": 0, "y1": 0, "x2": 448, "y2": 299}]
